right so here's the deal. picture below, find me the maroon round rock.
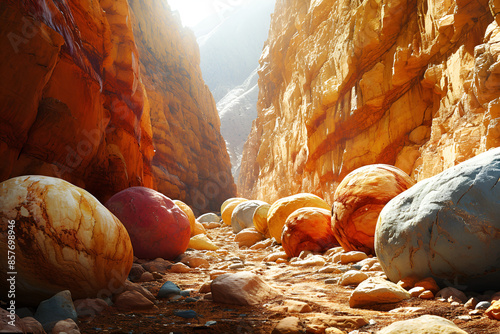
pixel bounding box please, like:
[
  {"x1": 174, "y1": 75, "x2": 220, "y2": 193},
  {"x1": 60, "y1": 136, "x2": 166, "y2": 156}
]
[{"x1": 105, "y1": 187, "x2": 191, "y2": 260}]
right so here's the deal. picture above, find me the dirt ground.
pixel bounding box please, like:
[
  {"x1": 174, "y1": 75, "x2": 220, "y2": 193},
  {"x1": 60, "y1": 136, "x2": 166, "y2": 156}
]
[{"x1": 79, "y1": 224, "x2": 500, "y2": 334}]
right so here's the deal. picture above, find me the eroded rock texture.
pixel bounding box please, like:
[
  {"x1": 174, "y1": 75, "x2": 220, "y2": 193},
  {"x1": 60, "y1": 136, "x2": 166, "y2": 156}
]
[
  {"x1": 239, "y1": 0, "x2": 500, "y2": 203},
  {"x1": 129, "y1": 1, "x2": 236, "y2": 213},
  {"x1": 0, "y1": 0, "x2": 235, "y2": 212}
]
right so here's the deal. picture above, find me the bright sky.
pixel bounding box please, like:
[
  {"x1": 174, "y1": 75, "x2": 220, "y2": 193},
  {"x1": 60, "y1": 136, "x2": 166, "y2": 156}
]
[
  {"x1": 168, "y1": 0, "x2": 215, "y2": 27},
  {"x1": 167, "y1": 0, "x2": 248, "y2": 27}
]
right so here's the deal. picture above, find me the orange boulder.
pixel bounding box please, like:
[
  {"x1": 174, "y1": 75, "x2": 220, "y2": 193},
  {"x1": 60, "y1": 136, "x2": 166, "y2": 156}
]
[
  {"x1": 281, "y1": 207, "x2": 339, "y2": 258},
  {"x1": 331, "y1": 164, "x2": 414, "y2": 255}
]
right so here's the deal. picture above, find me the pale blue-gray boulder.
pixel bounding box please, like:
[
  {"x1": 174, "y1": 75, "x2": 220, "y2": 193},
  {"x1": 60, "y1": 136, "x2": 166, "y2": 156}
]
[
  {"x1": 231, "y1": 200, "x2": 268, "y2": 234},
  {"x1": 375, "y1": 148, "x2": 500, "y2": 291}
]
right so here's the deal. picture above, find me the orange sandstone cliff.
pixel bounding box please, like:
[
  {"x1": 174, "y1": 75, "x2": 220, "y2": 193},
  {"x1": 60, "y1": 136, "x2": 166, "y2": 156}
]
[
  {"x1": 239, "y1": 0, "x2": 500, "y2": 204},
  {"x1": 0, "y1": 0, "x2": 235, "y2": 212},
  {"x1": 129, "y1": 0, "x2": 236, "y2": 213}
]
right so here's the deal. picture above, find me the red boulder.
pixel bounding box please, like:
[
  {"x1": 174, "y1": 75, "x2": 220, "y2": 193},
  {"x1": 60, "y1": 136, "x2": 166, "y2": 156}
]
[{"x1": 105, "y1": 187, "x2": 191, "y2": 260}]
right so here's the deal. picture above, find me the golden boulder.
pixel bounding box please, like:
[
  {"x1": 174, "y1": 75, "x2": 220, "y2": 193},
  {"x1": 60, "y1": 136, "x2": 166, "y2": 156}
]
[{"x1": 267, "y1": 193, "x2": 330, "y2": 243}]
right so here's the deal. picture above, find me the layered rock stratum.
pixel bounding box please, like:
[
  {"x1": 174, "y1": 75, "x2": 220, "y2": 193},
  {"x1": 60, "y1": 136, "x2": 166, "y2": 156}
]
[
  {"x1": 239, "y1": 0, "x2": 500, "y2": 204},
  {"x1": 0, "y1": 0, "x2": 235, "y2": 212}
]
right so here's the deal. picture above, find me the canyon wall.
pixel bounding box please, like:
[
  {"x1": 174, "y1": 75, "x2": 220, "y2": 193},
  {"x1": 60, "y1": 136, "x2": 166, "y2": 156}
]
[
  {"x1": 129, "y1": 0, "x2": 236, "y2": 213},
  {"x1": 0, "y1": 0, "x2": 235, "y2": 212},
  {"x1": 239, "y1": 0, "x2": 500, "y2": 204}
]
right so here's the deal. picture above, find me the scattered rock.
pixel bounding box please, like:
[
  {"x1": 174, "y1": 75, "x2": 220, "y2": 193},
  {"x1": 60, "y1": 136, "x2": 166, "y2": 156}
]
[
  {"x1": 203, "y1": 221, "x2": 221, "y2": 229},
  {"x1": 34, "y1": 290, "x2": 78, "y2": 332},
  {"x1": 250, "y1": 238, "x2": 274, "y2": 250},
  {"x1": 234, "y1": 227, "x2": 265, "y2": 247},
  {"x1": 128, "y1": 263, "x2": 146, "y2": 281},
  {"x1": 306, "y1": 314, "x2": 369, "y2": 332},
  {"x1": 318, "y1": 266, "x2": 342, "y2": 274},
  {"x1": 192, "y1": 221, "x2": 207, "y2": 236},
  {"x1": 378, "y1": 315, "x2": 468, "y2": 334},
  {"x1": 340, "y1": 251, "x2": 368, "y2": 264},
  {"x1": 169, "y1": 262, "x2": 192, "y2": 273},
  {"x1": 199, "y1": 282, "x2": 212, "y2": 293},
  {"x1": 209, "y1": 270, "x2": 228, "y2": 280},
  {"x1": 396, "y1": 276, "x2": 419, "y2": 290},
  {"x1": 349, "y1": 277, "x2": 411, "y2": 308},
  {"x1": 188, "y1": 234, "x2": 219, "y2": 251},
  {"x1": 141, "y1": 258, "x2": 172, "y2": 274},
  {"x1": 229, "y1": 263, "x2": 246, "y2": 270},
  {"x1": 465, "y1": 297, "x2": 480, "y2": 310},
  {"x1": 157, "y1": 281, "x2": 181, "y2": 299},
  {"x1": 339, "y1": 270, "x2": 369, "y2": 286},
  {"x1": 221, "y1": 198, "x2": 248, "y2": 226},
  {"x1": 20, "y1": 317, "x2": 44, "y2": 334},
  {"x1": 476, "y1": 301, "x2": 492, "y2": 310},
  {"x1": 290, "y1": 255, "x2": 327, "y2": 267},
  {"x1": 283, "y1": 300, "x2": 312, "y2": 313},
  {"x1": 281, "y1": 207, "x2": 339, "y2": 258},
  {"x1": 174, "y1": 310, "x2": 202, "y2": 320},
  {"x1": 123, "y1": 280, "x2": 155, "y2": 302},
  {"x1": 74, "y1": 298, "x2": 109, "y2": 319},
  {"x1": 485, "y1": 300, "x2": 500, "y2": 320},
  {"x1": 138, "y1": 272, "x2": 155, "y2": 282},
  {"x1": 182, "y1": 256, "x2": 210, "y2": 269},
  {"x1": 272, "y1": 316, "x2": 305, "y2": 334},
  {"x1": 331, "y1": 164, "x2": 414, "y2": 254},
  {"x1": 52, "y1": 318, "x2": 80, "y2": 334},
  {"x1": 419, "y1": 290, "x2": 434, "y2": 299},
  {"x1": 436, "y1": 287, "x2": 467, "y2": 303},
  {"x1": 211, "y1": 271, "x2": 278, "y2": 305},
  {"x1": 0, "y1": 308, "x2": 26, "y2": 333},
  {"x1": 114, "y1": 290, "x2": 157, "y2": 311},
  {"x1": 264, "y1": 252, "x2": 289, "y2": 262},
  {"x1": 414, "y1": 277, "x2": 440, "y2": 294},
  {"x1": 375, "y1": 148, "x2": 500, "y2": 291},
  {"x1": 197, "y1": 213, "x2": 220, "y2": 224},
  {"x1": 408, "y1": 287, "x2": 426, "y2": 297}
]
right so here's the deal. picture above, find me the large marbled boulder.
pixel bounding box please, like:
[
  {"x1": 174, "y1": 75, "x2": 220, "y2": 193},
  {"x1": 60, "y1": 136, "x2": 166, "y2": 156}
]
[
  {"x1": 0, "y1": 176, "x2": 133, "y2": 305},
  {"x1": 281, "y1": 208, "x2": 339, "y2": 258},
  {"x1": 268, "y1": 193, "x2": 330, "y2": 243},
  {"x1": 231, "y1": 200, "x2": 268, "y2": 234},
  {"x1": 375, "y1": 148, "x2": 500, "y2": 291},
  {"x1": 332, "y1": 164, "x2": 415, "y2": 255},
  {"x1": 105, "y1": 187, "x2": 191, "y2": 260}
]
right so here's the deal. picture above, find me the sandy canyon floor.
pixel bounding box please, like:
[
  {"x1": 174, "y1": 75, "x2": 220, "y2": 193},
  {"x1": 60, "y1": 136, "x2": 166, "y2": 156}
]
[{"x1": 79, "y1": 223, "x2": 499, "y2": 334}]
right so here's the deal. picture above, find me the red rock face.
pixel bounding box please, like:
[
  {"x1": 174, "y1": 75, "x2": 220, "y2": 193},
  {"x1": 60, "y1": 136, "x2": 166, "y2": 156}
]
[
  {"x1": 105, "y1": 187, "x2": 191, "y2": 260},
  {"x1": 0, "y1": 0, "x2": 235, "y2": 212},
  {"x1": 281, "y1": 207, "x2": 339, "y2": 258}
]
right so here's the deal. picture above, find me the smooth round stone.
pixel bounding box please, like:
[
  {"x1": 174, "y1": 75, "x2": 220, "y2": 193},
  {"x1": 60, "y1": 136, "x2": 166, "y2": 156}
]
[
  {"x1": 375, "y1": 148, "x2": 500, "y2": 291},
  {"x1": 332, "y1": 164, "x2": 415, "y2": 255},
  {"x1": 267, "y1": 193, "x2": 331, "y2": 243},
  {"x1": 253, "y1": 203, "x2": 271, "y2": 238},
  {"x1": 0, "y1": 176, "x2": 133, "y2": 305},
  {"x1": 281, "y1": 207, "x2": 339, "y2": 258},
  {"x1": 231, "y1": 200, "x2": 268, "y2": 233},
  {"x1": 198, "y1": 213, "x2": 220, "y2": 224},
  {"x1": 476, "y1": 301, "x2": 491, "y2": 310},
  {"x1": 221, "y1": 198, "x2": 248, "y2": 226},
  {"x1": 173, "y1": 200, "x2": 196, "y2": 236},
  {"x1": 106, "y1": 187, "x2": 191, "y2": 260}
]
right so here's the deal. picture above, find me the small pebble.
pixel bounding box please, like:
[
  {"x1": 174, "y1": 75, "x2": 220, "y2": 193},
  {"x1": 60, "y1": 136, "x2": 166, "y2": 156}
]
[{"x1": 476, "y1": 301, "x2": 491, "y2": 310}]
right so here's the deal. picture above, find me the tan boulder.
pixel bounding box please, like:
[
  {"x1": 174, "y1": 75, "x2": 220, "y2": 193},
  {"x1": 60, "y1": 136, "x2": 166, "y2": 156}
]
[{"x1": 349, "y1": 277, "x2": 411, "y2": 308}]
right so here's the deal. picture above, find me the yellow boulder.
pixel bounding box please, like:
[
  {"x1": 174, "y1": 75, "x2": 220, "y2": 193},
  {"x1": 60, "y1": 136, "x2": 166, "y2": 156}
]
[
  {"x1": 173, "y1": 200, "x2": 196, "y2": 236},
  {"x1": 221, "y1": 198, "x2": 248, "y2": 226},
  {"x1": 253, "y1": 203, "x2": 271, "y2": 238},
  {"x1": 267, "y1": 193, "x2": 330, "y2": 243},
  {"x1": 188, "y1": 234, "x2": 219, "y2": 251}
]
